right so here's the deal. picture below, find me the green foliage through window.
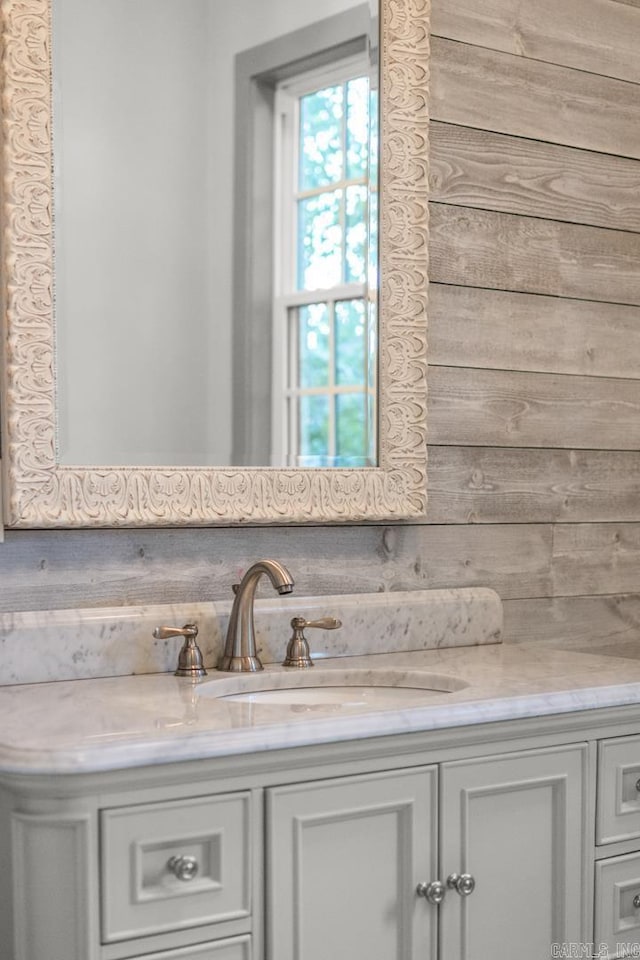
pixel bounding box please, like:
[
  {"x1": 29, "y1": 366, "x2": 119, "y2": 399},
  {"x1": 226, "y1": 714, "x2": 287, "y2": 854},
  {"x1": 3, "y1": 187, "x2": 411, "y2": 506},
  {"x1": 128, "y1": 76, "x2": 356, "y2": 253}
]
[{"x1": 281, "y1": 64, "x2": 377, "y2": 468}]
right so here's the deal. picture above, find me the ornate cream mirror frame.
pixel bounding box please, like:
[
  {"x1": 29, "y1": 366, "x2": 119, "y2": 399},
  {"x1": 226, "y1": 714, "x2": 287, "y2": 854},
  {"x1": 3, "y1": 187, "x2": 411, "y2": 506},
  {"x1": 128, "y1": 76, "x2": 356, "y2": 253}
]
[{"x1": 0, "y1": 0, "x2": 430, "y2": 528}]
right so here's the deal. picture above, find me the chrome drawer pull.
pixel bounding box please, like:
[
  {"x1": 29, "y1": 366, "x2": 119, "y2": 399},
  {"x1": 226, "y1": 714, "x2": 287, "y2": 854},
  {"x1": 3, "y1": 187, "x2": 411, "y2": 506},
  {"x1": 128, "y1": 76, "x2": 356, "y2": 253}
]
[
  {"x1": 447, "y1": 872, "x2": 476, "y2": 896},
  {"x1": 635, "y1": 778, "x2": 640, "y2": 794},
  {"x1": 416, "y1": 880, "x2": 446, "y2": 904},
  {"x1": 167, "y1": 855, "x2": 199, "y2": 881},
  {"x1": 634, "y1": 894, "x2": 640, "y2": 909}
]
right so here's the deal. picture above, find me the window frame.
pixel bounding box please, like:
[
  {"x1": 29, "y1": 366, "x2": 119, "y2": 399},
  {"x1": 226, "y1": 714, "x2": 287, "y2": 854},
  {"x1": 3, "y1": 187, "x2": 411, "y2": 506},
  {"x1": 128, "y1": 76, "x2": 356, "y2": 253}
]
[{"x1": 271, "y1": 54, "x2": 376, "y2": 467}]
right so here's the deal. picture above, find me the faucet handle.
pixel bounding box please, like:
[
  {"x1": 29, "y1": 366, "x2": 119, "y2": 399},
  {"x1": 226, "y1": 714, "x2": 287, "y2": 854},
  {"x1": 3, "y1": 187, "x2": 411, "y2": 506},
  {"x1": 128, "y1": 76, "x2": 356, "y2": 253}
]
[
  {"x1": 153, "y1": 624, "x2": 199, "y2": 641},
  {"x1": 283, "y1": 616, "x2": 342, "y2": 668},
  {"x1": 152, "y1": 623, "x2": 207, "y2": 679},
  {"x1": 297, "y1": 617, "x2": 342, "y2": 631}
]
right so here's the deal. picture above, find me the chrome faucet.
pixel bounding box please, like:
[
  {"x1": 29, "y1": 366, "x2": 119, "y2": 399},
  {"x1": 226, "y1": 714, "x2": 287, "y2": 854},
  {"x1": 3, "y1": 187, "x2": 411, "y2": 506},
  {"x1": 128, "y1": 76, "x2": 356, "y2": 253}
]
[{"x1": 218, "y1": 559, "x2": 294, "y2": 672}]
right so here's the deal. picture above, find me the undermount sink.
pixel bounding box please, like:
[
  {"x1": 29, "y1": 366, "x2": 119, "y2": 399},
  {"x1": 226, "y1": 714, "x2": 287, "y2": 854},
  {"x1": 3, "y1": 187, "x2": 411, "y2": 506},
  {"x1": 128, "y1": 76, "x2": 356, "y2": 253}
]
[{"x1": 198, "y1": 668, "x2": 468, "y2": 710}]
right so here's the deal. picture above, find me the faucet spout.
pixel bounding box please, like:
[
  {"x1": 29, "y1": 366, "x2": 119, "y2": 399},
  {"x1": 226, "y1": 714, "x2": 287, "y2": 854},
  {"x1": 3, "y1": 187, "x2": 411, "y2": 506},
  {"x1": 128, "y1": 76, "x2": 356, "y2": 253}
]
[{"x1": 218, "y1": 559, "x2": 294, "y2": 672}]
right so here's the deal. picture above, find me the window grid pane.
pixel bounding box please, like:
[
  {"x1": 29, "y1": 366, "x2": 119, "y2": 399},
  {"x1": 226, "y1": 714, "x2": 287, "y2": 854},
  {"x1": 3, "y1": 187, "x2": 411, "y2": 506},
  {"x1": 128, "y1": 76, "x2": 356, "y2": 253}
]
[
  {"x1": 298, "y1": 303, "x2": 330, "y2": 388},
  {"x1": 297, "y1": 191, "x2": 342, "y2": 291},
  {"x1": 336, "y1": 393, "x2": 368, "y2": 460},
  {"x1": 289, "y1": 296, "x2": 372, "y2": 466},
  {"x1": 299, "y1": 395, "x2": 330, "y2": 460},
  {"x1": 346, "y1": 77, "x2": 369, "y2": 181},
  {"x1": 345, "y1": 184, "x2": 367, "y2": 285},
  {"x1": 299, "y1": 85, "x2": 343, "y2": 192},
  {"x1": 335, "y1": 299, "x2": 366, "y2": 386},
  {"x1": 282, "y1": 65, "x2": 374, "y2": 467}
]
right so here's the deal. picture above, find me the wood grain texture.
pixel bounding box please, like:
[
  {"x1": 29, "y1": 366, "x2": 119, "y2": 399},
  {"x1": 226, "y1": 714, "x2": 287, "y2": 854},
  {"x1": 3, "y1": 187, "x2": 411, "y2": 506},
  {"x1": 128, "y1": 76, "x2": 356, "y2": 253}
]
[
  {"x1": 431, "y1": 36, "x2": 640, "y2": 159},
  {"x1": 552, "y1": 524, "x2": 640, "y2": 596},
  {"x1": 430, "y1": 204, "x2": 640, "y2": 305},
  {"x1": 428, "y1": 285, "x2": 640, "y2": 379},
  {"x1": 429, "y1": 367, "x2": 640, "y2": 450},
  {"x1": 1, "y1": 520, "x2": 637, "y2": 610},
  {"x1": 430, "y1": 123, "x2": 640, "y2": 231},
  {"x1": 503, "y1": 594, "x2": 640, "y2": 645},
  {"x1": 385, "y1": 523, "x2": 555, "y2": 598},
  {"x1": 431, "y1": 0, "x2": 640, "y2": 84},
  {"x1": 0, "y1": 526, "x2": 400, "y2": 613},
  {"x1": 0, "y1": 523, "x2": 554, "y2": 610},
  {"x1": 427, "y1": 447, "x2": 640, "y2": 524}
]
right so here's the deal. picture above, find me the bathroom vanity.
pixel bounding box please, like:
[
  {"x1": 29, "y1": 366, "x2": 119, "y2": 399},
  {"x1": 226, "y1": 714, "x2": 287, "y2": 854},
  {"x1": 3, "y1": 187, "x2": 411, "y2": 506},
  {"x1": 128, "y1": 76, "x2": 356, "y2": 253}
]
[
  {"x1": 1, "y1": 0, "x2": 636, "y2": 953},
  {"x1": 2, "y1": 636, "x2": 640, "y2": 960}
]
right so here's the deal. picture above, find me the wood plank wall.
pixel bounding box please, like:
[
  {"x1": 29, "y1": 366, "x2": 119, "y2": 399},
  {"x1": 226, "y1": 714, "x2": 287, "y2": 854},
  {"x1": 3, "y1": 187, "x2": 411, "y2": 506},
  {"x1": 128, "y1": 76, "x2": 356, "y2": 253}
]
[
  {"x1": 426, "y1": 0, "x2": 640, "y2": 643},
  {"x1": 1, "y1": 0, "x2": 639, "y2": 653}
]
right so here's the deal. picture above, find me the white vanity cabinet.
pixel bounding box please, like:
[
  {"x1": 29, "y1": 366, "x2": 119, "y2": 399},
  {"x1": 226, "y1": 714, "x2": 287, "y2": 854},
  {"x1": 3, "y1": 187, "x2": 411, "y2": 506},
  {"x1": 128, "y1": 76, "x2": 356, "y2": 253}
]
[
  {"x1": 0, "y1": 720, "x2": 609, "y2": 960},
  {"x1": 267, "y1": 745, "x2": 589, "y2": 960},
  {"x1": 594, "y1": 734, "x2": 640, "y2": 958}
]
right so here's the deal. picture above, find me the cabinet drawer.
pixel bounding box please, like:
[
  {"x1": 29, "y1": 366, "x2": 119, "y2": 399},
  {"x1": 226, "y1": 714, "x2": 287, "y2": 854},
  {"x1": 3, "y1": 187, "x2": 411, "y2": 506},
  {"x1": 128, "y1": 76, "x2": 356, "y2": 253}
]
[
  {"x1": 595, "y1": 852, "x2": 640, "y2": 959},
  {"x1": 101, "y1": 793, "x2": 251, "y2": 943},
  {"x1": 598, "y1": 735, "x2": 640, "y2": 844},
  {"x1": 122, "y1": 934, "x2": 252, "y2": 959}
]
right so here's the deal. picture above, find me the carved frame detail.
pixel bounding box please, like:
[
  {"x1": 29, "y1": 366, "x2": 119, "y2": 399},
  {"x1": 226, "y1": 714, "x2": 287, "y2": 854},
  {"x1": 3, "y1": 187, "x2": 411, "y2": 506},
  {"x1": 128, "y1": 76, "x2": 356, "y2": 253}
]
[{"x1": 1, "y1": 0, "x2": 429, "y2": 527}]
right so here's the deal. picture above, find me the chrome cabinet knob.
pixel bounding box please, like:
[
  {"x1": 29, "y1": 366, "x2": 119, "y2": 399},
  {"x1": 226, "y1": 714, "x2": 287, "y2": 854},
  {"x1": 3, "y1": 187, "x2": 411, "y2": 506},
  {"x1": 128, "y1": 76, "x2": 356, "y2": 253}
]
[
  {"x1": 634, "y1": 894, "x2": 640, "y2": 909},
  {"x1": 417, "y1": 880, "x2": 446, "y2": 904},
  {"x1": 635, "y1": 777, "x2": 640, "y2": 794},
  {"x1": 167, "y1": 855, "x2": 199, "y2": 881},
  {"x1": 447, "y1": 872, "x2": 476, "y2": 896}
]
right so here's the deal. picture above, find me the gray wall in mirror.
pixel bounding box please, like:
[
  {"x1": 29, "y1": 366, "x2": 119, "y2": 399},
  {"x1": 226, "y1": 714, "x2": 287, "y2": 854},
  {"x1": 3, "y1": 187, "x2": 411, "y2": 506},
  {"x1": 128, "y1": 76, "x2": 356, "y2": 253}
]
[{"x1": 52, "y1": 0, "x2": 378, "y2": 468}]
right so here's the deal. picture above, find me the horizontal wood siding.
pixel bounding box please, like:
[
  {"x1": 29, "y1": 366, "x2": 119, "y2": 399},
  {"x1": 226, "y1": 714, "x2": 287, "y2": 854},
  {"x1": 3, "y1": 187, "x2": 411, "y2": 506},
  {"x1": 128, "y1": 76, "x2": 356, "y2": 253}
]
[
  {"x1": 429, "y1": 368, "x2": 640, "y2": 449},
  {"x1": 424, "y1": 0, "x2": 640, "y2": 645},
  {"x1": 430, "y1": 124, "x2": 640, "y2": 231},
  {"x1": 0, "y1": 523, "x2": 555, "y2": 608},
  {"x1": 552, "y1": 524, "x2": 640, "y2": 596},
  {"x1": 1, "y1": 0, "x2": 639, "y2": 656},
  {"x1": 503, "y1": 595, "x2": 640, "y2": 646},
  {"x1": 430, "y1": 0, "x2": 640, "y2": 83},
  {"x1": 431, "y1": 36, "x2": 640, "y2": 158},
  {"x1": 430, "y1": 205, "x2": 640, "y2": 304},
  {"x1": 428, "y1": 286, "x2": 640, "y2": 378},
  {"x1": 427, "y1": 448, "x2": 640, "y2": 524},
  {"x1": 3, "y1": 520, "x2": 636, "y2": 612}
]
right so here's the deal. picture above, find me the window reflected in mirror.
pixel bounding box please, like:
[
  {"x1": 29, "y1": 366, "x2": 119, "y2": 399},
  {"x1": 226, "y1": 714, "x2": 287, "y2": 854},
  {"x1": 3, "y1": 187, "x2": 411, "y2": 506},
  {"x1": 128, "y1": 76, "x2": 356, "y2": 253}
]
[
  {"x1": 51, "y1": 1, "x2": 379, "y2": 469},
  {"x1": 272, "y1": 60, "x2": 378, "y2": 467}
]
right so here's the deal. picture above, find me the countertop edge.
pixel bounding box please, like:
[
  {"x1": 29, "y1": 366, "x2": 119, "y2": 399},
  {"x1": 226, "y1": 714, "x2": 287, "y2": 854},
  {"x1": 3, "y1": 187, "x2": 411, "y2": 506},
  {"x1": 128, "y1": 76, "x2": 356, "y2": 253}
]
[{"x1": 3, "y1": 680, "x2": 640, "y2": 777}]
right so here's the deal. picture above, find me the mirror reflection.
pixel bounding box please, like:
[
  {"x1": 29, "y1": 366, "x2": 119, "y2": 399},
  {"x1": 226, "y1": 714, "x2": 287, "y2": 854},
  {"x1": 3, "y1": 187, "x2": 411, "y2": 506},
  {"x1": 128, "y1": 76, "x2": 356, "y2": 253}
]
[{"x1": 51, "y1": 0, "x2": 379, "y2": 469}]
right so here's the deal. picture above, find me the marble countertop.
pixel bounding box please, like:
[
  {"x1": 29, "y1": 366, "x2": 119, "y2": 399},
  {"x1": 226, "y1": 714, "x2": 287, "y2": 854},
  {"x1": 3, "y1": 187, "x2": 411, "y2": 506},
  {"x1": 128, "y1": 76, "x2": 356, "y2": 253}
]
[{"x1": 2, "y1": 641, "x2": 640, "y2": 775}]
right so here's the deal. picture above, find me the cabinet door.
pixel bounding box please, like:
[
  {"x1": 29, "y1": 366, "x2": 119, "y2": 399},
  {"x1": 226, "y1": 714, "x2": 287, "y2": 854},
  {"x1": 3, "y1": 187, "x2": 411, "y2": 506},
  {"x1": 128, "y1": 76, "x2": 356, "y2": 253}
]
[
  {"x1": 266, "y1": 766, "x2": 438, "y2": 960},
  {"x1": 440, "y1": 744, "x2": 590, "y2": 960},
  {"x1": 125, "y1": 935, "x2": 252, "y2": 959}
]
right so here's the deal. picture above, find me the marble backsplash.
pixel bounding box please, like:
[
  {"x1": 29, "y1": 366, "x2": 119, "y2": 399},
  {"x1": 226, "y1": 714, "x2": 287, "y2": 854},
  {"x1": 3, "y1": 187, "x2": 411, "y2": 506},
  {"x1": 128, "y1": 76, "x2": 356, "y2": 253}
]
[{"x1": 0, "y1": 587, "x2": 503, "y2": 686}]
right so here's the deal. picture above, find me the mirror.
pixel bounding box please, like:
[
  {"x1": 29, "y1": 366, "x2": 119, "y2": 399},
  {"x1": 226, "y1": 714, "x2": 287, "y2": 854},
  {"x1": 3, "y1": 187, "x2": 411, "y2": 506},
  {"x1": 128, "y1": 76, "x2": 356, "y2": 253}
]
[
  {"x1": 0, "y1": 0, "x2": 429, "y2": 527},
  {"x1": 53, "y1": 0, "x2": 379, "y2": 470}
]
